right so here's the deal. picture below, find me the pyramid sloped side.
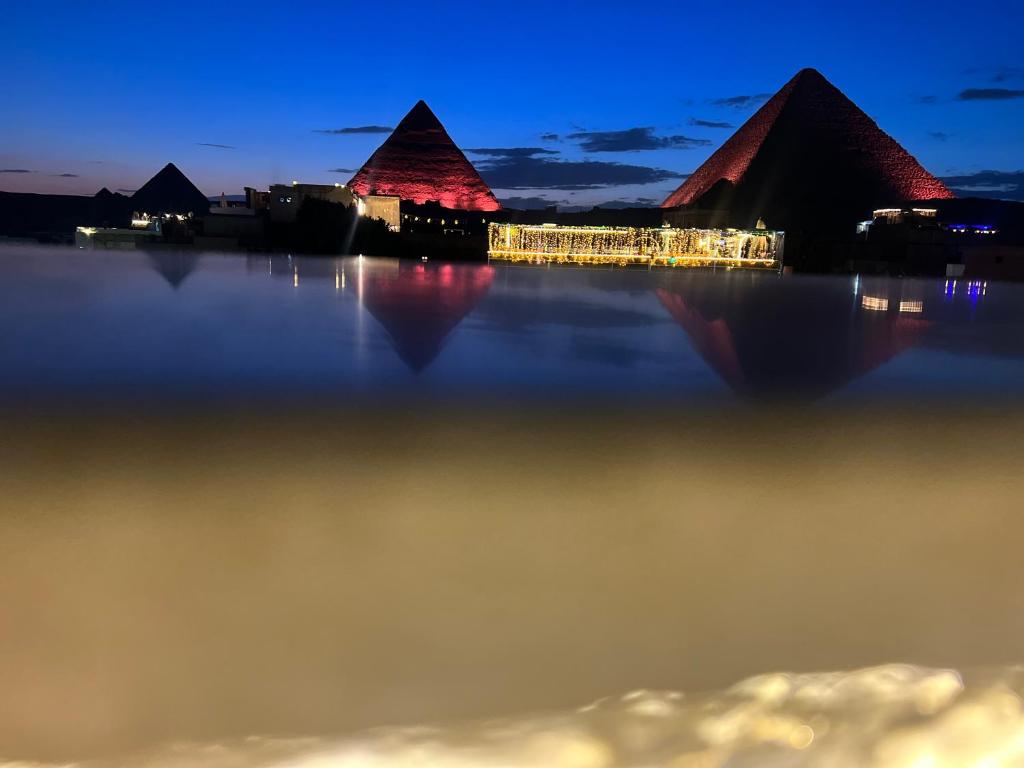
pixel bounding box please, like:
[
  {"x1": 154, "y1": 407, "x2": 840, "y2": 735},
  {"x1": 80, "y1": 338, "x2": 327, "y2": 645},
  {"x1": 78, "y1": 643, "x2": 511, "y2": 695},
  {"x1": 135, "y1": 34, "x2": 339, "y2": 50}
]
[
  {"x1": 131, "y1": 164, "x2": 210, "y2": 215},
  {"x1": 663, "y1": 69, "x2": 953, "y2": 212},
  {"x1": 663, "y1": 75, "x2": 800, "y2": 208},
  {"x1": 348, "y1": 103, "x2": 500, "y2": 212}
]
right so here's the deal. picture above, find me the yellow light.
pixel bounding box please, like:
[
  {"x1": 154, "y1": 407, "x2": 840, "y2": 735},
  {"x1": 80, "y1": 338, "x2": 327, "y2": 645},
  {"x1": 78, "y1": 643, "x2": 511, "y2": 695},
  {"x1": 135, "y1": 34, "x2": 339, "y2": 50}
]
[
  {"x1": 487, "y1": 223, "x2": 781, "y2": 270},
  {"x1": 862, "y1": 296, "x2": 889, "y2": 311},
  {"x1": 899, "y1": 300, "x2": 924, "y2": 314}
]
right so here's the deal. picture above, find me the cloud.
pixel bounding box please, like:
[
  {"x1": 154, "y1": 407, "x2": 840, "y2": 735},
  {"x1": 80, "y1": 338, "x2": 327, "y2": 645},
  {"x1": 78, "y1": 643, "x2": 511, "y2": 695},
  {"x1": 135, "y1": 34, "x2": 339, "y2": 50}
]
[
  {"x1": 51, "y1": 173, "x2": 79, "y2": 177},
  {"x1": 710, "y1": 93, "x2": 772, "y2": 108},
  {"x1": 197, "y1": 142, "x2": 236, "y2": 149},
  {"x1": 918, "y1": 95, "x2": 938, "y2": 104},
  {"x1": 593, "y1": 197, "x2": 659, "y2": 208},
  {"x1": 87, "y1": 160, "x2": 106, "y2": 164},
  {"x1": 966, "y1": 65, "x2": 1024, "y2": 83},
  {"x1": 957, "y1": 88, "x2": 1024, "y2": 101},
  {"x1": 476, "y1": 155, "x2": 688, "y2": 190},
  {"x1": 314, "y1": 126, "x2": 393, "y2": 135},
  {"x1": 466, "y1": 147, "x2": 559, "y2": 158},
  {"x1": 940, "y1": 169, "x2": 1024, "y2": 201},
  {"x1": 928, "y1": 131, "x2": 950, "y2": 141},
  {"x1": 327, "y1": 167, "x2": 355, "y2": 174},
  {"x1": 689, "y1": 118, "x2": 734, "y2": 129},
  {"x1": 0, "y1": 168, "x2": 34, "y2": 173},
  {"x1": 498, "y1": 195, "x2": 564, "y2": 209},
  {"x1": 117, "y1": 188, "x2": 136, "y2": 194},
  {"x1": 540, "y1": 133, "x2": 560, "y2": 141},
  {"x1": 566, "y1": 127, "x2": 711, "y2": 152}
]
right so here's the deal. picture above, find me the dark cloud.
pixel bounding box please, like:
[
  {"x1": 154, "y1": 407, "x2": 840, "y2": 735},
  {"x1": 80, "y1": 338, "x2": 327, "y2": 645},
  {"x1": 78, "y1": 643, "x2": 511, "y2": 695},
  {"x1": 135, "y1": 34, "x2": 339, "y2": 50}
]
[
  {"x1": 957, "y1": 88, "x2": 1024, "y2": 101},
  {"x1": 117, "y1": 188, "x2": 136, "y2": 194},
  {"x1": 86, "y1": 160, "x2": 106, "y2": 165},
  {"x1": 540, "y1": 133, "x2": 560, "y2": 141},
  {"x1": 0, "y1": 169, "x2": 34, "y2": 173},
  {"x1": 710, "y1": 93, "x2": 772, "y2": 108},
  {"x1": 966, "y1": 66, "x2": 1024, "y2": 83},
  {"x1": 689, "y1": 118, "x2": 734, "y2": 129},
  {"x1": 918, "y1": 95, "x2": 938, "y2": 104},
  {"x1": 940, "y1": 170, "x2": 1024, "y2": 201},
  {"x1": 928, "y1": 131, "x2": 950, "y2": 141},
  {"x1": 593, "y1": 198, "x2": 660, "y2": 208},
  {"x1": 566, "y1": 127, "x2": 711, "y2": 152},
  {"x1": 327, "y1": 167, "x2": 356, "y2": 174},
  {"x1": 498, "y1": 195, "x2": 564, "y2": 210},
  {"x1": 466, "y1": 147, "x2": 559, "y2": 158},
  {"x1": 477, "y1": 155, "x2": 688, "y2": 190},
  {"x1": 51, "y1": 173, "x2": 79, "y2": 177},
  {"x1": 197, "y1": 142, "x2": 236, "y2": 149},
  {"x1": 314, "y1": 126, "x2": 393, "y2": 135}
]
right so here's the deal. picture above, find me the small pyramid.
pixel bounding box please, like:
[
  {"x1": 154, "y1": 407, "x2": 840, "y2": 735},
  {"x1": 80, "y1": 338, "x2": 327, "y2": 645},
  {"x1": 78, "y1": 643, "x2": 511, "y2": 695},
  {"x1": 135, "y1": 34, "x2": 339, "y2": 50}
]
[
  {"x1": 663, "y1": 69, "x2": 953, "y2": 227},
  {"x1": 131, "y1": 163, "x2": 210, "y2": 215},
  {"x1": 348, "y1": 101, "x2": 500, "y2": 212}
]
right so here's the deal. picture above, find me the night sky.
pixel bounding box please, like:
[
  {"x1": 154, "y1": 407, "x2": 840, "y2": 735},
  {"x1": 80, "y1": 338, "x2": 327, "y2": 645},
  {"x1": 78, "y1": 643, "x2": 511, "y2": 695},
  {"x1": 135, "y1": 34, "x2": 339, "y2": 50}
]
[{"x1": 3, "y1": 0, "x2": 1022, "y2": 207}]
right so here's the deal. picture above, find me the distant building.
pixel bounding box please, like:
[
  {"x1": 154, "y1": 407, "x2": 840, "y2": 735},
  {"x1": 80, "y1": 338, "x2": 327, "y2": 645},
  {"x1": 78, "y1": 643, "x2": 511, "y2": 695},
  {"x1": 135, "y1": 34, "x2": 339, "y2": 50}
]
[{"x1": 268, "y1": 182, "x2": 356, "y2": 223}]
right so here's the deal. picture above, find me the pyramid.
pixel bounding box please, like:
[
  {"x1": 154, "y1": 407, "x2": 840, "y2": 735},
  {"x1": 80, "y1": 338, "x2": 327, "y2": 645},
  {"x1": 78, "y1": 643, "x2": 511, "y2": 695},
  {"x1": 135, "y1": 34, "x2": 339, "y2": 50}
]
[
  {"x1": 348, "y1": 101, "x2": 500, "y2": 212},
  {"x1": 131, "y1": 163, "x2": 210, "y2": 215},
  {"x1": 361, "y1": 261, "x2": 495, "y2": 371},
  {"x1": 662, "y1": 69, "x2": 953, "y2": 228}
]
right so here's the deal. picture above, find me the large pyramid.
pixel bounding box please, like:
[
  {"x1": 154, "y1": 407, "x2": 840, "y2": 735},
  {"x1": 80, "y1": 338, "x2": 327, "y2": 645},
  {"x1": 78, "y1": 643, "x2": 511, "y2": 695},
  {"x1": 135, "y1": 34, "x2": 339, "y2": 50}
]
[
  {"x1": 131, "y1": 163, "x2": 210, "y2": 215},
  {"x1": 662, "y1": 69, "x2": 953, "y2": 228},
  {"x1": 348, "y1": 101, "x2": 500, "y2": 212}
]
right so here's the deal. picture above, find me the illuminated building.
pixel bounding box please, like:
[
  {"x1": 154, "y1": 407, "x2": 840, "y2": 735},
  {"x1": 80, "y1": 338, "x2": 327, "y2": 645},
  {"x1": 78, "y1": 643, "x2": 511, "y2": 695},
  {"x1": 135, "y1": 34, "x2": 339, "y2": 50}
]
[
  {"x1": 348, "y1": 101, "x2": 501, "y2": 212},
  {"x1": 662, "y1": 68, "x2": 953, "y2": 234},
  {"x1": 267, "y1": 182, "x2": 400, "y2": 230},
  {"x1": 269, "y1": 182, "x2": 357, "y2": 223},
  {"x1": 487, "y1": 223, "x2": 783, "y2": 269}
]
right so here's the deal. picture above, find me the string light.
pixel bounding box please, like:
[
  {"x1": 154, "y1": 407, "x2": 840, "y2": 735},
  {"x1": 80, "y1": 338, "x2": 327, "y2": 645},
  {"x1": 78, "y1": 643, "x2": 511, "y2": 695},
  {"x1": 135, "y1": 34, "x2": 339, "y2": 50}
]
[{"x1": 487, "y1": 223, "x2": 782, "y2": 268}]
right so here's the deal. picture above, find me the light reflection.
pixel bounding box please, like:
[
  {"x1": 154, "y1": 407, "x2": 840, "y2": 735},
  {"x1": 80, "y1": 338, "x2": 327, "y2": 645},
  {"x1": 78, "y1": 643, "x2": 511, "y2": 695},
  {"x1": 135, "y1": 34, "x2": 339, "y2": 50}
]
[
  {"x1": 19, "y1": 665, "x2": 1024, "y2": 767},
  {"x1": 862, "y1": 295, "x2": 889, "y2": 311}
]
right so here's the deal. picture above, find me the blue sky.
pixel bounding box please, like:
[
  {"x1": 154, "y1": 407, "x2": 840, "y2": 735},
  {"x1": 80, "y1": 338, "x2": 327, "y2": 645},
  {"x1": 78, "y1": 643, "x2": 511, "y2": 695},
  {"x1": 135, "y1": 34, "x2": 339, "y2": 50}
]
[{"x1": 2, "y1": 0, "x2": 1022, "y2": 206}]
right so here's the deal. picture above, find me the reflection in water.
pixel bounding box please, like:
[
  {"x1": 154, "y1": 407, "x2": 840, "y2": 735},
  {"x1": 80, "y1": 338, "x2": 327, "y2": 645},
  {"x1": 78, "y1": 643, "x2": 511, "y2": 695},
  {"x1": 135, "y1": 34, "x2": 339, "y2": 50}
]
[
  {"x1": 359, "y1": 260, "x2": 494, "y2": 371},
  {"x1": 656, "y1": 275, "x2": 931, "y2": 400},
  {"x1": 244, "y1": 256, "x2": 495, "y2": 372},
  {"x1": 147, "y1": 251, "x2": 200, "y2": 289}
]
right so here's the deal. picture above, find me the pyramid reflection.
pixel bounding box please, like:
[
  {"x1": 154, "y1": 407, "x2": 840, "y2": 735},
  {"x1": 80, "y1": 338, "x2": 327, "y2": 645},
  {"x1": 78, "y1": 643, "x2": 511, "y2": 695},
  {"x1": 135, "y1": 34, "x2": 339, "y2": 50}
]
[
  {"x1": 657, "y1": 275, "x2": 930, "y2": 399},
  {"x1": 361, "y1": 261, "x2": 494, "y2": 371}
]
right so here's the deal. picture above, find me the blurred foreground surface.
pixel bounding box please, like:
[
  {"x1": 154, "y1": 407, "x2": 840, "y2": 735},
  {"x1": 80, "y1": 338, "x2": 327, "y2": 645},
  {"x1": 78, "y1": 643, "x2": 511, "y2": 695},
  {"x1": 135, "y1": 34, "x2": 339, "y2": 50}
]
[
  {"x1": 2, "y1": 247, "x2": 1024, "y2": 766},
  {"x1": 2, "y1": 408, "x2": 1024, "y2": 766}
]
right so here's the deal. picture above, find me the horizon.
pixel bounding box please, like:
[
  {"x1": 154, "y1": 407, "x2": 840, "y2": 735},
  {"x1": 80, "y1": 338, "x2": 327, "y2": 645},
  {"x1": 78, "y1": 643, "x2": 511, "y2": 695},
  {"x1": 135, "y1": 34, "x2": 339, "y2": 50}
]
[{"x1": 2, "y1": 0, "x2": 1023, "y2": 208}]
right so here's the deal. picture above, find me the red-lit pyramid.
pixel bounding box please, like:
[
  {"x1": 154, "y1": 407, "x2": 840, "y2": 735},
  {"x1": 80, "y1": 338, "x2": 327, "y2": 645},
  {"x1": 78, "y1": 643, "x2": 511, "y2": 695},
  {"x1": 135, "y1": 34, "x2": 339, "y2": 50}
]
[
  {"x1": 348, "y1": 101, "x2": 500, "y2": 212},
  {"x1": 662, "y1": 69, "x2": 953, "y2": 227}
]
